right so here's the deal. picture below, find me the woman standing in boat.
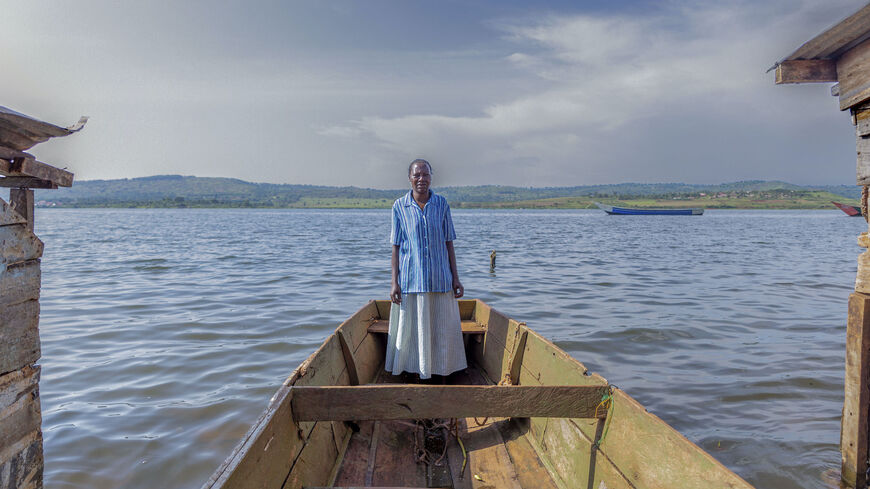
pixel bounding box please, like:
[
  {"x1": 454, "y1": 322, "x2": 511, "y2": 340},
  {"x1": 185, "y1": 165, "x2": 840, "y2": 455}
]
[{"x1": 388, "y1": 159, "x2": 467, "y2": 380}]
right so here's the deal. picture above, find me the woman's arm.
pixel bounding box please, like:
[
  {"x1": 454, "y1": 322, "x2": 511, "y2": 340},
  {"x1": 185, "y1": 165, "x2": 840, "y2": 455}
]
[
  {"x1": 390, "y1": 244, "x2": 402, "y2": 304},
  {"x1": 446, "y1": 241, "x2": 463, "y2": 298}
]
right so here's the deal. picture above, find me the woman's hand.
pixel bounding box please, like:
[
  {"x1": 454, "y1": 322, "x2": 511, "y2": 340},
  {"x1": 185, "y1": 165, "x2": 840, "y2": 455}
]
[
  {"x1": 390, "y1": 282, "x2": 402, "y2": 304},
  {"x1": 453, "y1": 279, "x2": 464, "y2": 299}
]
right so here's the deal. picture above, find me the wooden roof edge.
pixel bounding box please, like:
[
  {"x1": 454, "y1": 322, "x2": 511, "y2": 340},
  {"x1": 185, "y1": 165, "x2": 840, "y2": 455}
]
[
  {"x1": 0, "y1": 145, "x2": 74, "y2": 188},
  {"x1": 772, "y1": 3, "x2": 870, "y2": 86},
  {"x1": 783, "y1": 3, "x2": 870, "y2": 62}
]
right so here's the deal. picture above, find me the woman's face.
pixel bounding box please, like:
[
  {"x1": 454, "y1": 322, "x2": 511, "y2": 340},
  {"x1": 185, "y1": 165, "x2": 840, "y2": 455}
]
[{"x1": 409, "y1": 162, "x2": 431, "y2": 195}]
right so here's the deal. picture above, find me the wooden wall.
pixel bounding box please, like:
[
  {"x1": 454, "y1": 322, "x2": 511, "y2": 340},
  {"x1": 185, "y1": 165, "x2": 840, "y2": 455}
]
[{"x1": 0, "y1": 193, "x2": 44, "y2": 489}]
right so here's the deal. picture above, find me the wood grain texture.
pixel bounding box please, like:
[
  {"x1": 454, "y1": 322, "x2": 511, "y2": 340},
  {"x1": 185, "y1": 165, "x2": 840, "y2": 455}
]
[
  {"x1": 367, "y1": 319, "x2": 485, "y2": 335},
  {"x1": 0, "y1": 198, "x2": 26, "y2": 226},
  {"x1": 446, "y1": 418, "x2": 522, "y2": 489},
  {"x1": 0, "y1": 177, "x2": 58, "y2": 189},
  {"x1": 0, "y1": 300, "x2": 40, "y2": 375},
  {"x1": 0, "y1": 260, "x2": 40, "y2": 306},
  {"x1": 841, "y1": 293, "x2": 870, "y2": 488},
  {"x1": 9, "y1": 189, "x2": 33, "y2": 232},
  {"x1": 785, "y1": 3, "x2": 870, "y2": 60},
  {"x1": 839, "y1": 38, "x2": 870, "y2": 110},
  {"x1": 290, "y1": 385, "x2": 609, "y2": 422},
  {"x1": 0, "y1": 378, "x2": 41, "y2": 461},
  {"x1": 0, "y1": 224, "x2": 43, "y2": 266},
  {"x1": 0, "y1": 366, "x2": 40, "y2": 413},
  {"x1": 0, "y1": 432, "x2": 42, "y2": 489},
  {"x1": 0, "y1": 156, "x2": 73, "y2": 187},
  {"x1": 775, "y1": 59, "x2": 837, "y2": 84}
]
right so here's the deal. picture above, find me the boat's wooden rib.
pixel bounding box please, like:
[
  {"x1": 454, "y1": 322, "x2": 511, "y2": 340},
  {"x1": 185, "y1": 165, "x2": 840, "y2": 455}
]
[
  {"x1": 290, "y1": 385, "x2": 609, "y2": 421},
  {"x1": 203, "y1": 299, "x2": 754, "y2": 489}
]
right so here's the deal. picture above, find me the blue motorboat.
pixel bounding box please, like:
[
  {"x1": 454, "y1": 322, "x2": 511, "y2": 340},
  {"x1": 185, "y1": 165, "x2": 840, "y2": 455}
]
[{"x1": 594, "y1": 202, "x2": 704, "y2": 215}]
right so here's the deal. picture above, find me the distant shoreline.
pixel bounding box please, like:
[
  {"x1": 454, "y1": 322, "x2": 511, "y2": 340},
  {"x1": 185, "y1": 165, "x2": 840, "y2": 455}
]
[
  {"x1": 32, "y1": 174, "x2": 860, "y2": 210},
  {"x1": 35, "y1": 197, "x2": 856, "y2": 211}
]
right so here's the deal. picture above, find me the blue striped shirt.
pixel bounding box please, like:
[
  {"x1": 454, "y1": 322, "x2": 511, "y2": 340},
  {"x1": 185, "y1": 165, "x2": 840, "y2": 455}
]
[{"x1": 391, "y1": 191, "x2": 457, "y2": 293}]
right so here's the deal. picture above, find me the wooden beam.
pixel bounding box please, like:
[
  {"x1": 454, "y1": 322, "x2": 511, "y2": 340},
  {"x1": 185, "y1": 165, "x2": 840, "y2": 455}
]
[
  {"x1": 842, "y1": 292, "x2": 870, "y2": 488},
  {"x1": 775, "y1": 59, "x2": 838, "y2": 84},
  {"x1": 508, "y1": 328, "x2": 529, "y2": 385},
  {"x1": 839, "y1": 38, "x2": 870, "y2": 110},
  {"x1": 9, "y1": 189, "x2": 34, "y2": 231},
  {"x1": 0, "y1": 177, "x2": 57, "y2": 189},
  {"x1": 367, "y1": 319, "x2": 485, "y2": 335},
  {"x1": 290, "y1": 385, "x2": 610, "y2": 422},
  {"x1": 0, "y1": 152, "x2": 72, "y2": 187},
  {"x1": 337, "y1": 331, "x2": 359, "y2": 386}
]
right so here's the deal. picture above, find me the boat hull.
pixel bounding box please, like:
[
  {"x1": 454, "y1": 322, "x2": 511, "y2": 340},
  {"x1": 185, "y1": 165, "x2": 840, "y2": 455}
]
[
  {"x1": 832, "y1": 201, "x2": 863, "y2": 216},
  {"x1": 203, "y1": 299, "x2": 753, "y2": 489},
  {"x1": 595, "y1": 201, "x2": 704, "y2": 215}
]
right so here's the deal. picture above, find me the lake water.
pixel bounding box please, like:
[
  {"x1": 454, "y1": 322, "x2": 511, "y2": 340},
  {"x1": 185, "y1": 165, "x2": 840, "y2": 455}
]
[{"x1": 33, "y1": 208, "x2": 863, "y2": 489}]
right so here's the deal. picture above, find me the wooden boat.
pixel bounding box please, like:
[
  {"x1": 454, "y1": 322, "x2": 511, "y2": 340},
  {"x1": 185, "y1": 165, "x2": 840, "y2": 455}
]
[
  {"x1": 202, "y1": 299, "x2": 752, "y2": 489},
  {"x1": 832, "y1": 201, "x2": 863, "y2": 216},
  {"x1": 595, "y1": 202, "x2": 704, "y2": 216}
]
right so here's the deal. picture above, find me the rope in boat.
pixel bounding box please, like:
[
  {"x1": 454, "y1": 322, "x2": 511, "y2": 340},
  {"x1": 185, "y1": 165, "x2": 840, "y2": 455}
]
[{"x1": 593, "y1": 385, "x2": 616, "y2": 449}]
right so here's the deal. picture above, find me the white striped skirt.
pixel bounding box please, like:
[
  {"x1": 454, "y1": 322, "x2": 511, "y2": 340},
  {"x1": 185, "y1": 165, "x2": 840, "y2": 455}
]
[{"x1": 385, "y1": 292, "x2": 467, "y2": 379}]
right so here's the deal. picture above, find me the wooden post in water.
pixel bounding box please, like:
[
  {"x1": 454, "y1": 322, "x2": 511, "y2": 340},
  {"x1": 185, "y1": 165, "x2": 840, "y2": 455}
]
[
  {"x1": 0, "y1": 108, "x2": 84, "y2": 489},
  {"x1": 773, "y1": 5, "x2": 870, "y2": 487}
]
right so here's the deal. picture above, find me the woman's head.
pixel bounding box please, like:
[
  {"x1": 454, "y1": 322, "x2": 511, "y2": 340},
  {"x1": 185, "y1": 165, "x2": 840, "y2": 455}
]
[{"x1": 408, "y1": 159, "x2": 432, "y2": 194}]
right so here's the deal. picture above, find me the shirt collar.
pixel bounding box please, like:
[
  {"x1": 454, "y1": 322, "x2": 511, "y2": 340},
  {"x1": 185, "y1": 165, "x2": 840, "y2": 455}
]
[{"x1": 402, "y1": 190, "x2": 434, "y2": 207}]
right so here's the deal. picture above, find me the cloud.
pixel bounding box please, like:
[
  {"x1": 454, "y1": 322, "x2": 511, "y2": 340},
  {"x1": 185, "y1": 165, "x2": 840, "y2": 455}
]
[{"x1": 321, "y1": 0, "x2": 863, "y2": 186}]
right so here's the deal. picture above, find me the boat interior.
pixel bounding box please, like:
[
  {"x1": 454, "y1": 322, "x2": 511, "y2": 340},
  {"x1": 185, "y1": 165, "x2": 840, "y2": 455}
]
[{"x1": 203, "y1": 299, "x2": 752, "y2": 489}]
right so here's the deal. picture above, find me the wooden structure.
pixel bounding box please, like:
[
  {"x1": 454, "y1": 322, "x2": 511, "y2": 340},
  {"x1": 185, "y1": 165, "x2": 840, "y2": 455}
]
[
  {"x1": 774, "y1": 3, "x2": 870, "y2": 487},
  {"x1": 204, "y1": 299, "x2": 753, "y2": 489},
  {"x1": 0, "y1": 107, "x2": 84, "y2": 489}
]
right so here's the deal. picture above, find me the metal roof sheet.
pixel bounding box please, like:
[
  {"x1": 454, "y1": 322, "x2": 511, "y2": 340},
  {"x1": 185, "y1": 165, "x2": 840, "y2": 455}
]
[{"x1": 0, "y1": 106, "x2": 87, "y2": 152}]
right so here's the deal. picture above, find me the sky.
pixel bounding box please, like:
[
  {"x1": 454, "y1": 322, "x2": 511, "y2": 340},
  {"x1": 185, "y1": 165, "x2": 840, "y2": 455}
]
[{"x1": 2, "y1": 0, "x2": 867, "y2": 189}]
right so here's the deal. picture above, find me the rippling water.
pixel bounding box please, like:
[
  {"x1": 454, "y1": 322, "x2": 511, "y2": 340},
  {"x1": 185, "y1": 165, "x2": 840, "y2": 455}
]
[{"x1": 34, "y1": 208, "x2": 861, "y2": 489}]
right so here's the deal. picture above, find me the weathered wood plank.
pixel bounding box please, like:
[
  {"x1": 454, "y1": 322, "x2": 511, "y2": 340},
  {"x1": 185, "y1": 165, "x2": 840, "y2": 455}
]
[
  {"x1": 0, "y1": 224, "x2": 42, "y2": 266},
  {"x1": 0, "y1": 381, "x2": 41, "y2": 460},
  {"x1": 0, "y1": 431, "x2": 42, "y2": 489},
  {"x1": 842, "y1": 293, "x2": 870, "y2": 488},
  {"x1": 367, "y1": 319, "x2": 485, "y2": 335},
  {"x1": 337, "y1": 331, "x2": 359, "y2": 386},
  {"x1": 839, "y1": 38, "x2": 870, "y2": 110},
  {"x1": 291, "y1": 385, "x2": 609, "y2": 422},
  {"x1": 351, "y1": 332, "x2": 385, "y2": 386},
  {"x1": 775, "y1": 59, "x2": 837, "y2": 84},
  {"x1": 0, "y1": 300, "x2": 40, "y2": 375},
  {"x1": 857, "y1": 131, "x2": 870, "y2": 185},
  {"x1": 8, "y1": 189, "x2": 33, "y2": 232},
  {"x1": 458, "y1": 299, "x2": 475, "y2": 320},
  {"x1": 0, "y1": 260, "x2": 40, "y2": 306},
  {"x1": 495, "y1": 419, "x2": 561, "y2": 489},
  {"x1": 0, "y1": 156, "x2": 74, "y2": 187},
  {"x1": 446, "y1": 418, "x2": 522, "y2": 489},
  {"x1": 0, "y1": 366, "x2": 40, "y2": 413},
  {"x1": 0, "y1": 177, "x2": 58, "y2": 189},
  {"x1": 787, "y1": 4, "x2": 870, "y2": 60},
  {"x1": 596, "y1": 389, "x2": 753, "y2": 489},
  {"x1": 0, "y1": 198, "x2": 26, "y2": 226},
  {"x1": 282, "y1": 421, "x2": 340, "y2": 489},
  {"x1": 207, "y1": 385, "x2": 303, "y2": 489},
  {"x1": 206, "y1": 307, "x2": 360, "y2": 489},
  {"x1": 336, "y1": 301, "x2": 380, "y2": 354}
]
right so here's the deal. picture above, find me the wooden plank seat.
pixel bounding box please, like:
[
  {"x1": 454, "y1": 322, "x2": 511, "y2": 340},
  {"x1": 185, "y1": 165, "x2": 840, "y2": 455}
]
[
  {"x1": 290, "y1": 385, "x2": 610, "y2": 421},
  {"x1": 367, "y1": 319, "x2": 485, "y2": 335}
]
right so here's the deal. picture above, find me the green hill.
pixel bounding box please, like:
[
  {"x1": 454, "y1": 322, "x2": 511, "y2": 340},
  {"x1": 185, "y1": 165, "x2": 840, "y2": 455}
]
[{"x1": 33, "y1": 175, "x2": 860, "y2": 209}]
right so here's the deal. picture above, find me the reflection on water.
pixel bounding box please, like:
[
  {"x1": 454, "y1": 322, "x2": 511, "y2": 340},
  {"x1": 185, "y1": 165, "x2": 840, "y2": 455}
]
[{"x1": 36, "y1": 208, "x2": 859, "y2": 489}]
